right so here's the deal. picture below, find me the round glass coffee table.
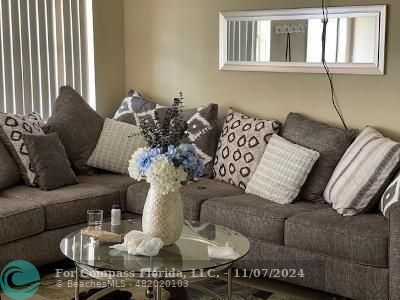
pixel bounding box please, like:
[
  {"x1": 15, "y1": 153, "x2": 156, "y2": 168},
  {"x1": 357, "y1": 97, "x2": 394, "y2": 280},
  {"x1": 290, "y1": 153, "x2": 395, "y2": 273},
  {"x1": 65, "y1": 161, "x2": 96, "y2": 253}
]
[{"x1": 60, "y1": 220, "x2": 250, "y2": 300}]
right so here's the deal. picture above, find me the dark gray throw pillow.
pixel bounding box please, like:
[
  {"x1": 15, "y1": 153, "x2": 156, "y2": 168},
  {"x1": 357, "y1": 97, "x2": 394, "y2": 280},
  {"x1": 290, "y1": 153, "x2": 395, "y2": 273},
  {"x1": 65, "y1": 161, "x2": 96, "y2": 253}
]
[
  {"x1": 281, "y1": 113, "x2": 358, "y2": 203},
  {"x1": 23, "y1": 133, "x2": 78, "y2": 191},
  {"x1": 0, "y1": 141, "x2": 21, "y2": 191},
  {"x1": 44, "y1": 86, "x2": 104, "y2": 174}
]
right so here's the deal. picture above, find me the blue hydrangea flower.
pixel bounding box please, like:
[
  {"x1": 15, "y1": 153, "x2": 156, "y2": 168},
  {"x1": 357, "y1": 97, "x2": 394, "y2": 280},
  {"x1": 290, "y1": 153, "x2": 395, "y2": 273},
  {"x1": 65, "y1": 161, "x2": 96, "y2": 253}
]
[
  {"x1": 166, "y1": 145, "x2": 176, "y2": 161},
  {"x1": 178, "y1": 144, "x2": 197, "y2": 156},
  {"x1": 137, "y1": 147, "x2": 162, "y2": 174},
  {"x1": 175, "y1": 144, "x2": 204, "y2": 177}
]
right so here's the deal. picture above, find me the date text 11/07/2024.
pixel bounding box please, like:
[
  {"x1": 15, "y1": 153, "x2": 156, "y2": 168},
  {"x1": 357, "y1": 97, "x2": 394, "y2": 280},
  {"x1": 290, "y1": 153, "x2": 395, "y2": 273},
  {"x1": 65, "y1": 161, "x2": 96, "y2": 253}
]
[{"x1": 237, "y1": 269, "x2": 305, "y2": 279}]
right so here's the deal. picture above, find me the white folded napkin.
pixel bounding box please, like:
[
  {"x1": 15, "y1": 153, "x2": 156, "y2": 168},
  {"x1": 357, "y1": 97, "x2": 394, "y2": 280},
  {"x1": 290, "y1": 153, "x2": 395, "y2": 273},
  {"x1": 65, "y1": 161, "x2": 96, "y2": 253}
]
[
  {"x1": 110, "y1": 230, "x2": 164, "y2": 257},
  {"x1": 208, "y1": 245, "x2": 240, "y2": 260}
]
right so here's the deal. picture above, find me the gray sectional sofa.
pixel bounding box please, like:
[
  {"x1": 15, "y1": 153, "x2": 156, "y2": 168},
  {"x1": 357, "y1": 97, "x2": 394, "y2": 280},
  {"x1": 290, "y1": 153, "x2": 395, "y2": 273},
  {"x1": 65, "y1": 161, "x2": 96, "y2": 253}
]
[
  {"x1": 0, "y1": 170, "x2": 397, "y2": 300},
  {"x1": 0, "y1": 88, "x2": 396, "y2": 300}
]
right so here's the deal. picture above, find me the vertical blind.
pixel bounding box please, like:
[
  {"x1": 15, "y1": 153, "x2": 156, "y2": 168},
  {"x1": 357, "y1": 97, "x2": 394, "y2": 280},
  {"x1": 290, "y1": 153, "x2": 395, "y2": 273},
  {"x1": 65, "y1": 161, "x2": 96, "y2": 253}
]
[
  {"x1": 227, "y1": 21, "x2": 258, "y2": 62},
  {"x1": 0, "y1": 0, "x2": 95, "y2": 120}
]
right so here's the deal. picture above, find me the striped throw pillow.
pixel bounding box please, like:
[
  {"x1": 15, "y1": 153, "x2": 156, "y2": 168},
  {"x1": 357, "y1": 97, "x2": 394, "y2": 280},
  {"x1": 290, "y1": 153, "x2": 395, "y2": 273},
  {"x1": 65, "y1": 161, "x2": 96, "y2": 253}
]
[
  {"x1": 380, "y1": 171, "x2": 400, "y2": 219},
  {"x1": 324, "y1": 127, "x2": 400, "y2": 216}
]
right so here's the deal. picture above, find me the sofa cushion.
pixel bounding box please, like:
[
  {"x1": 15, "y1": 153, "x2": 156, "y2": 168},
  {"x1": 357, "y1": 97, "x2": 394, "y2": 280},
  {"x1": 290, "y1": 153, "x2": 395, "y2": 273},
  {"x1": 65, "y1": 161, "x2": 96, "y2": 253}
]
[
  {"x1": 126, "y1": 178, "x2": 243, "y2": 220},
  {"x1": 1, "y1": 183, "x2": 119, "y2": 230},
  {"x1": 0, "y1": 197, "x2": 44, "y2": 245},
  {"x1": 281, "y1": 113, "x2": 357, "y2": 203},
  {"x1": 77, "y1": 174, "x2": 137, "y2": 210},
  {"x1": 44, "y1": 86, "x2": 104, "y2": 174},
  {"x1": 0, "y1": 141, "x2": 21, "y2": 192},
  {"x1": 200, "y1": 194, "x2": 327, "y2": 244},
  {"x1": 285, "y1": 208, "x2": 388, "y2": 267}
]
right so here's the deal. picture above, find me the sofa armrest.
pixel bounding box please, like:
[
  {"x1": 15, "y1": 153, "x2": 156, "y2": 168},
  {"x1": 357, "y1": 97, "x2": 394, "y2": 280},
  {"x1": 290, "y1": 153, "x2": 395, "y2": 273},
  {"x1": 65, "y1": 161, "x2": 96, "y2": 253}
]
[{"x1": 390, "y1": 202, "x2": 400, "y2": 300}]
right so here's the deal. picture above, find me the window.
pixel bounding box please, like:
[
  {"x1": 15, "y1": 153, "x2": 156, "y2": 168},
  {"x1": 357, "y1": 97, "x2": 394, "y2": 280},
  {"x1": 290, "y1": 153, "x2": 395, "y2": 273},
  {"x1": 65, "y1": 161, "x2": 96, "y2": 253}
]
[
  {"x1": 0, "y1": 0, "x2": 95, "y2": 120},
  {"x1": 306, "y1": 16, "x2": 376, "y2": 64},
  {"x1": 306, "y1": 18, "x2": 339, "y2": 63},
  {"x1": 256, "y1": 20, "x2": 271, "y2": 62}
]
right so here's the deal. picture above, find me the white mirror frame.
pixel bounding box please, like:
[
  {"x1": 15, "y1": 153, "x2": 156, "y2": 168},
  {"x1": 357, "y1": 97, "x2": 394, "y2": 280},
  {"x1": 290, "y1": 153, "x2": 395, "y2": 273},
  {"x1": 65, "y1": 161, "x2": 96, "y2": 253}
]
[{"x1": 219, "y1": 5, "x2": 387, "y2": 75}]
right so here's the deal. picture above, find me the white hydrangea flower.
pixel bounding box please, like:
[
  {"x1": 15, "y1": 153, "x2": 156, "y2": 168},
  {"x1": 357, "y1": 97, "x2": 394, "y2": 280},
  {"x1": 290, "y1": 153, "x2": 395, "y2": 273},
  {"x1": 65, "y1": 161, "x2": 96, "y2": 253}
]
[
  {"x1": 145, "y1": 155, "x2": 187, "y2": 195},
  {"x1": 128, "y1": 147, "x2": 149, "y2": 181}
]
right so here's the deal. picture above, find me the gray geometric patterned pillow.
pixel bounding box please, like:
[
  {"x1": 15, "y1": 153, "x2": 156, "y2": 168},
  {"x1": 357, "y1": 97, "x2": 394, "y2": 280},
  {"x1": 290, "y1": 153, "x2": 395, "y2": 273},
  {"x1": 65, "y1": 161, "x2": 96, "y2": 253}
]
[
  {"x1": 133, "y1": 104, "x2": 219, "y2": 177},
  {"x1": 113, "y1": 90, "x2": 157, "y2": 125},
  {"x1": 181, "y1": 104, "x2": 219, "y2": 177},
  {"x1": 380, "y1": 171, "x2": 400, "y2": 219},
  {"x1": 133, "y1": 104, "x2": 166, "y2": 127},
  {"x1": 113, "y1": 91, "x2": 219, "y2": 177},
  {"x1": 214, "y1": 109, "x2": 281, "y2": 189},
  {"x1": 0, "y1": 112, "x2": 45, "y2": 186}
]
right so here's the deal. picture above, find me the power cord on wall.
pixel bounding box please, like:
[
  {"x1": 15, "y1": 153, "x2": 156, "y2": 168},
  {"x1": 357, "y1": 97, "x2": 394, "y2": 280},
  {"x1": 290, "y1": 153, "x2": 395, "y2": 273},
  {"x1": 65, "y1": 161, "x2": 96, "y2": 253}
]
[
  {"x1": 321, "y1": 0, "x2": 348, "y2": 130},
  {"x1": 285, "y1": 33, "x2": 292, "y2": 62}
]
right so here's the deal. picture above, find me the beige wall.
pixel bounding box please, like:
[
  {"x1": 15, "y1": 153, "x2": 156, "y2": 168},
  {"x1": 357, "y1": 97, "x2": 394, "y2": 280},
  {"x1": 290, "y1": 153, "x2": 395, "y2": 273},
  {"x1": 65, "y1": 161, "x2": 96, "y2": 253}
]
[
  {"x1": 93, "y1": 0, "x2": 126, "y2": 117},
  {"x1": 124, "y1": 0, "x2": 400, "y2": 139}
]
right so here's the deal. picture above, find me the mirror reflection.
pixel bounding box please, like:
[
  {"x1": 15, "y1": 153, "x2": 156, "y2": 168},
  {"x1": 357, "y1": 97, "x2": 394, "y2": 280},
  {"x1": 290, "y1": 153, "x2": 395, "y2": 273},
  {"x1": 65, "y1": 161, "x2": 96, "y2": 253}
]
[{"x1": 227, "y1": 16, "x2": 377, "y2": 64}]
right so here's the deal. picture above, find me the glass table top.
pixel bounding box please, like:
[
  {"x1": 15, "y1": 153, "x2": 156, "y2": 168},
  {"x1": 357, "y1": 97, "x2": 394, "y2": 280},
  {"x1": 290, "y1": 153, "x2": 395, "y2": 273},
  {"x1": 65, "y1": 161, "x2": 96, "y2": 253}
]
[{"x1": 60, "y1": 220, "x2": 250, "y2": 274}]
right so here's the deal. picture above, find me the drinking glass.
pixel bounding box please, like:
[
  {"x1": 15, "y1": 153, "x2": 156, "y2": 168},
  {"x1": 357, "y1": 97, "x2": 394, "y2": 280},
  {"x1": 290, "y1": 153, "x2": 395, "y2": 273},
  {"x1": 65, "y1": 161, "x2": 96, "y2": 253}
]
[{"x1": 87, "y1": 209, "x2": 103, "y2": 230}]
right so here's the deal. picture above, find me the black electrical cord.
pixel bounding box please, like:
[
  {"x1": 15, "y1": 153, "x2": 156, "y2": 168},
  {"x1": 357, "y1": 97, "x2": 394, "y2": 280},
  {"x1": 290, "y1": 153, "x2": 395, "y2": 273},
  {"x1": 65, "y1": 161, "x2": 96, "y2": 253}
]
[
  {"x1": 286, "y1": 33, "x2": 292, "y2": 62},
  {"x1": 321, "y1": 0, "x2": 348, "y2": 130}
]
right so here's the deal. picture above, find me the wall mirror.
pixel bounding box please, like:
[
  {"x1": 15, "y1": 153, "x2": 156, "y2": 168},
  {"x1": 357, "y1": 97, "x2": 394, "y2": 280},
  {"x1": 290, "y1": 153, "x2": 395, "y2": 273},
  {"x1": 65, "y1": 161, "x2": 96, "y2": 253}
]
[{"x1": 219, "y1": 5, "x2": 386, "y2": 75}]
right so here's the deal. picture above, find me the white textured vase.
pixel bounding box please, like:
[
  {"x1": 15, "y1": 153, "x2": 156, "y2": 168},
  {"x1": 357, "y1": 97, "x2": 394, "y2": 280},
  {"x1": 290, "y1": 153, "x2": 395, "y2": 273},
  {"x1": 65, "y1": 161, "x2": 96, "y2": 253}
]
[{"x1": 142, "y1": 184, "x2": 184, "y2": 246}]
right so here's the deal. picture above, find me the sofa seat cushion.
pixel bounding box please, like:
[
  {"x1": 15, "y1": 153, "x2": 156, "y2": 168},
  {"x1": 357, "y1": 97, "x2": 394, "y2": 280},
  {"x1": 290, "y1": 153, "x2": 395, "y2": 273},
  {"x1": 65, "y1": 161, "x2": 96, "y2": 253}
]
[
  {"x1": 200, "y1": 194, "x2": 327, "y2": 244},
  {"x1": 126, "y1": 178, "x2": 243, "y2": 221},
  {"x1": 78, "y1": 174, "x2": 137, "y2": 210},
  {"x1": 0, "y1": 197, "x2": 45, "y2": 245},
  {"x1": 1, "y1": 183, "x2": 119, "y2": 230},
  {"x1": 285, "y1": 208, "x2": 388, "y2": 267}
]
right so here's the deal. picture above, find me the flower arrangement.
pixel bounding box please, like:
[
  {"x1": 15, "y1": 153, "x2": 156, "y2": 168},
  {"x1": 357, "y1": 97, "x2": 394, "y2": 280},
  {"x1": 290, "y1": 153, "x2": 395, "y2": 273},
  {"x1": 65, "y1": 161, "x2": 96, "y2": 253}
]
[{"x1": 128, "y1": 93, "x2": 204, "y2": 195}]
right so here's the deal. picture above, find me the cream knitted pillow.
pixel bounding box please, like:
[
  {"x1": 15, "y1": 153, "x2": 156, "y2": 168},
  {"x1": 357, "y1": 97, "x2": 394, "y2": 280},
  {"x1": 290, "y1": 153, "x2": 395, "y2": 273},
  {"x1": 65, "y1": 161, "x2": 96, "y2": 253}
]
[
  {"x1": 246, "y1": 134, "x2": 320, "y2": 204},
  {"x1": 87, "y1": 119, "x2": 147, "y2": 174}
]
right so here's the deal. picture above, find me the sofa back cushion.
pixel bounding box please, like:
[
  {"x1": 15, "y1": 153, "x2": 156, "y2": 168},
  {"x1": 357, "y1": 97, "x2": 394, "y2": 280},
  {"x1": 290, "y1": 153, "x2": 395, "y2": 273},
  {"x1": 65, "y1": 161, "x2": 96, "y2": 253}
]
[
  {"x1": 214, "y1": 109, "x2": 281, "y2": 189},
  {"x1": 324, "y1": 126, "x2": 400, "y2": 216},
  {"x1": 0, "y1": 141, "x2": 20, "y2": 191},
  {"x1": 44, "y1": 86, "x2": 104, "y2": 174},
  {"x1": 0, "y1": 112, "x2": 45, "y2": 186},
  {"x1": 281, "y1": 113, "x2": 357, "y2": 203}
]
